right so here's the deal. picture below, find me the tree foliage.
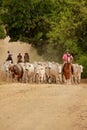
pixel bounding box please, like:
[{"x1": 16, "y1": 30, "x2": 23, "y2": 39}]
[
  {"x1": 0, "y1": 0, "x2": 6, "y2": 39},
  {"x1": 77, "y1": 55, "x2": 87, "y2": 78}
]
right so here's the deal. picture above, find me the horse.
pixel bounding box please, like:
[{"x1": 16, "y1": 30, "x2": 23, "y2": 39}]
[
  {"x1": 9, "y1": 63, "x2": 23, "y2": 82},
  {"x1": 62, "y1": 56, "x2": 73, "y2": 84}
]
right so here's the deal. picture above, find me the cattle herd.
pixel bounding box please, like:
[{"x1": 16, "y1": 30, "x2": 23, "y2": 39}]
[{"x1": 2, "y1": 60, "x2": 83, "y2": 84}]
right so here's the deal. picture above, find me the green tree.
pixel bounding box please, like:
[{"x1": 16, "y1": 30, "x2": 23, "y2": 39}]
[
  {"x1": 77, "y1": 55, "x2": 87, "y2": 78},
  {"x1": 0, "y1": 0, "x2": 6, "y2": 39},
  {"x1": 2, "y1": 0, "x2": 55, "y2": 43},
  {"x1": 46, "y1": 0, "x2": 87, "y2": 61}
]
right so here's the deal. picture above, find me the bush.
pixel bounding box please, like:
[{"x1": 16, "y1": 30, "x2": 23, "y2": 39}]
[
  {"x1": 77, "y1": 55, "x2": 87, "y2": 78},
  {"x1": 0, "y1": 26, "x2": 6, "y2": 39}
]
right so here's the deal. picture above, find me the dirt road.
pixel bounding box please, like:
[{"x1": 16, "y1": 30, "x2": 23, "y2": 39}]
[{"x1": 0, "y1": 83, "x2": 87, "y2": 130}]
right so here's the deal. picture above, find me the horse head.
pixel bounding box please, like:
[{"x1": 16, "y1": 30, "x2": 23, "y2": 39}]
[{"x1": 67, "y1": 55, "x2": 73, "y2": 63}]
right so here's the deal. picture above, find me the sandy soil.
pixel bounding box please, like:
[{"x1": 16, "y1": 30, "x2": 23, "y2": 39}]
[
  {"x1": 0, "y1": 83, "x2": 87, "y2": 130},
  {"x1": 0, "y1": 37, "x2": 87, "y2": 130}
]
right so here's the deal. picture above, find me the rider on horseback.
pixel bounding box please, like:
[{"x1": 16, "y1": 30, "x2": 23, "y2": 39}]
[
  {"x1": 6, "y1": 51, "x2": 13, "y2": 63},
  {"x1": 62, "y1": 49, "x2": 73, "y2": 63},
  {"x1": 62, "y1": 49, "x2": 73, "y2": 73},
  {"x1": 17, "y1": 53, "x2": 23, "y2": 63},
  {"x1": 24, "y1": 52, "x2": 30, "y2": 63}
]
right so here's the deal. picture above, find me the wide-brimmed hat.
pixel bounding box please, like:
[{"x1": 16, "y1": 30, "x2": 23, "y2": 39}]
[{"x1": 66, "y1": 49, "x2": 69, "y2": 52}]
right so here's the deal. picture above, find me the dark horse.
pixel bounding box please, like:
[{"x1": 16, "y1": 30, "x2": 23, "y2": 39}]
[
  {"x1": 62, "y1": 57, "x2": 73, "y2": 84},
  {"x1": 9, "y1": 63, "x2": 23, "y2": 82}
]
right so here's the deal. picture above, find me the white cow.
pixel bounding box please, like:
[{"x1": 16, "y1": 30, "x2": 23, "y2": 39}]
[
  {"x1": 20, "y1": 62, "x2": 35, "y2": 83},
  {"x1": 34, "y1": 62, "x2": 46, "y2": 83},
  {"x1": 45, "y1": 62, "x2": 62, "y2": 84},
  {"x1": 58, "y1": 64, "x2": 62, "y2": 83},
  {"x1": 72, "y1": 64, "x2": 83, "y2": 84},
  {"x1": 2, "y1": 60, "x2": 13, "y2": 80}
]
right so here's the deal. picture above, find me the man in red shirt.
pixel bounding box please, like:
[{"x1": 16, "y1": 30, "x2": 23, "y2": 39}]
[
  {"x1": 62, "y1": 49, "x2": 74, "y2": 75},
  {"x1": 62, "y1": 49, "x2": 73, "y2": 63}
]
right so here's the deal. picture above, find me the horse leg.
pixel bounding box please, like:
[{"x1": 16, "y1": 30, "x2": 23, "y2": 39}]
[{"x1": 62, "y1": 73, "x2": 67, "y2": 83}]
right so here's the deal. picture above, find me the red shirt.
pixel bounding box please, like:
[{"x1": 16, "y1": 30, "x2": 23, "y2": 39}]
[{"x1": 62, "y1": 53, "x2": 73, "y2": 62}]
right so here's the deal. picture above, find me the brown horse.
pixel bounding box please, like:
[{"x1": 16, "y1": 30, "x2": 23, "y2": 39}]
[
  {"x1": 62, "y1": 57, "x2": 73, "y2": 84},
  {"x1": 9, "y1": 63, "x2": 23, "y2": 82}
]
